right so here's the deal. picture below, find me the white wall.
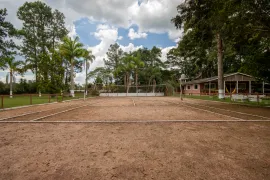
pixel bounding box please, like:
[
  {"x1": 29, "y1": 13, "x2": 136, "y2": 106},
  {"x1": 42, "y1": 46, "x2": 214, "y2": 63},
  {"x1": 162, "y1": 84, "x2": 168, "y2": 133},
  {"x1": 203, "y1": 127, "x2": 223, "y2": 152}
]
[{"x1": 100, "y1": 93, "x2": 164, "y2": 97}]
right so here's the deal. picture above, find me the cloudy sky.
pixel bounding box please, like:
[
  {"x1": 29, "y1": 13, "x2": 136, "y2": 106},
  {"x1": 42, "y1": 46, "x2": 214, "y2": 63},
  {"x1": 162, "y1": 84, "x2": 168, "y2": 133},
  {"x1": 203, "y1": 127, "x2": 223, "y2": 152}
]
[{"x1": 0, "y1": 0, "x2": 182, "y2": 84}]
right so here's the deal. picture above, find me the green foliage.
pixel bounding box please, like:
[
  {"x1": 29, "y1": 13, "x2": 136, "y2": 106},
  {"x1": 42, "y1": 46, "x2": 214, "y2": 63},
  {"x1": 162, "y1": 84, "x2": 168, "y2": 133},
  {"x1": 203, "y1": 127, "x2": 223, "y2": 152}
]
[
  {"x1": 169, "y1": 0, "x2": 270, "y2": 82},
  {"x1": 88, "y1": 67, "x2": 112, "y2": 84},
  {"x1": 90, "y1": 45, "x2": 166, "y2": 90},
  {"x1": 104, "y1": 43, "x2": 124, "y2": 85},
  {"x1": 0, "y1": 8, "x2": 17, "y2": 69},
  {"x1": 59, "y1": 36, "x2": 84, "y2": 95},
  {"x1": 104, "y1": 43, "x2": 124, "y2": 70},
  {"x1": 17, "y1": 1, "x2": 68, "y2": 93}
]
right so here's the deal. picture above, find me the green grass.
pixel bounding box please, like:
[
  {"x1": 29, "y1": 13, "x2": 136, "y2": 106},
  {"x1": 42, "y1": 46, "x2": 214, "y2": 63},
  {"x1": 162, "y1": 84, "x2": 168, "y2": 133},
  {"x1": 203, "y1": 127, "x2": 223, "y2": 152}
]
[
  {"x1": 173, "y1": 94, "x2": 270, "y2": 107},
  {"x1": 1, "y1": 93, "x2": 87, "y2": 109}
]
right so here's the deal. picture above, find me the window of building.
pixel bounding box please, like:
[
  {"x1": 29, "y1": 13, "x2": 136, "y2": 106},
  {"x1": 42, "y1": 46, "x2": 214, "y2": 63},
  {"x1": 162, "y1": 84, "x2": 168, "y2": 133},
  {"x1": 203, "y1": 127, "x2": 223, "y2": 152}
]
[
  {"x1": 204, "y1": 83, "x2": 216, "y2": 89},
  {"x1": 187, "y1": 86, "x2": 190, "y2": 89},
  {"x1": 194, "y1": 84, "x2": 198, "y2": 89}
]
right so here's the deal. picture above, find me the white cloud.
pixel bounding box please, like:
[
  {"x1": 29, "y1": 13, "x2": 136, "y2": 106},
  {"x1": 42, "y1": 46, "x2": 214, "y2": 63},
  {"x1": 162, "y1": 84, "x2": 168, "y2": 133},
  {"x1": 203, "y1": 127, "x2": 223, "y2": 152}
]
[
  {"x1": 76, "y1": 24, "x2": 119, "y2": 84},
  {"x1": 74, "y1": 72, "x2": 85, "y2": 85},
  {"x1": 1, "y1": 0, "x2": 185, "y2": 84},
  {"x1": 91, "y1": 24, "x2": 119, "y2": 57},
  {"x1": 161, "y1": 46, "x2": 176, "y2": 62},
  {"x1": 67, "y1": 24, "x2": 77, "y2": 39},
  {"x1": 65, "y1": 0, "x2": 135, "y2": 27},
  {"x1": 75, "y1": 26, "x2": 144, "y2": 84},
  {"x1": 174, "y1": 37, "x2": 181, "y2": 43},
  {"x1": 128, "y1": 0, "x2": 183, "y2": 41},
  {"x1": 0, "y1": 70, "x2": 35, "y2": 83},
  {"x1": 1, "y1": 0, "x2": 183, "y2": 42},
  {"x1": 128, "y1": 28, "x2": 148, "y2": 40},
  {"x1": 120, "y1": 43, "x2": 143, "y2": 53}
]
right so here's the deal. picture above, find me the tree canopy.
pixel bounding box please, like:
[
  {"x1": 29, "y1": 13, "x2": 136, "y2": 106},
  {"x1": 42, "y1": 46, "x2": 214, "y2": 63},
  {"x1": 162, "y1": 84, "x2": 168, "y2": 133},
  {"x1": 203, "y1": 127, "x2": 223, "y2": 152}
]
[{"x1": 170, "y1": 0, "x2": 270, "y2": 82}]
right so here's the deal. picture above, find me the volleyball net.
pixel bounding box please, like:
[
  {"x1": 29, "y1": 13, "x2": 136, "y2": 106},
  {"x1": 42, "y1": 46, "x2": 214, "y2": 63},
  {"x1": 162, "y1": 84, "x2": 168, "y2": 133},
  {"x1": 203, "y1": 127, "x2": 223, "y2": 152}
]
[{"x1": 88, "y1": 84, "x2": 168, "y2": 97}]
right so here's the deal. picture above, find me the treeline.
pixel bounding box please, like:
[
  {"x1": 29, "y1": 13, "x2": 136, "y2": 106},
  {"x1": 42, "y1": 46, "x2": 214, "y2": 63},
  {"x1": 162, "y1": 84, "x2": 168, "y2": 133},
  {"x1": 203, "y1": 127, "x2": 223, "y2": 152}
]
[
  {"x1": 88, "y1": 0, "x2": 269, "y2": 96},
  {"x1": 88, "y1": 43, "x2": 179, "y2": 93},
  {"x1": 0, "y1": 1, "x2": 94, "y2": 97},
  {"x1": 0, "y1": 79, "x2": 85, "y2": 95},
  {"x1": 1, "y1": 0, "x2": 269, "y2": 97},
  {"x1": 168, "y1": 0, "x2": 269, "y2": 82}
]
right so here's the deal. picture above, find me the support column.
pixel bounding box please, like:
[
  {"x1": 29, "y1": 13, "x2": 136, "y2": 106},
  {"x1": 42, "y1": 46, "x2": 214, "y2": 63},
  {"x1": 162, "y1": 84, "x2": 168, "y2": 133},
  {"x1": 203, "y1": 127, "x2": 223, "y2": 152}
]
[
  {"x1": 230, "y1": 82, "x2": 231, "y2": 93},
  {"x1": 249, "y1": 81, "x2": 251, "y2": 94},
  {"x1": 209, "y1": 82, "x2": 211, "y2": 95},
  {"x1": 263, "y1": 81, "x2": 265, "y2": 95},
  {"x1": 224, "y1": 81, "x2": 226, "y2": 96},
  {"x1": 236, "y1": 81, "x2": 239, "y2": 94}
]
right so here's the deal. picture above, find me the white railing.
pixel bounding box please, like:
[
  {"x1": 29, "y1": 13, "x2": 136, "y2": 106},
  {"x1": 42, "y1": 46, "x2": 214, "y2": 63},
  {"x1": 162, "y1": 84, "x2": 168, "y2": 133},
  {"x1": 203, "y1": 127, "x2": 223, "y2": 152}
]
[{"x1": 100, "y1": 93, "x2": 164, "y2": 97}]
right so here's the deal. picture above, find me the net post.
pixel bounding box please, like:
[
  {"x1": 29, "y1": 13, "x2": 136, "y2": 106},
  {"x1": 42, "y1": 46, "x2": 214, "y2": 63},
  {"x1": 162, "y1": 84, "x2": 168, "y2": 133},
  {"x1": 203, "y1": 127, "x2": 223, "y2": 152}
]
[
  {"x1": 1, "y1": 96, "x2": 4, "y2": 109},
  {"x1": 49, "y1": 95, "x2": 51, "y2": 103},
  {"x1": 30, "y1": 94, "x2": 32, "y2": 105}
]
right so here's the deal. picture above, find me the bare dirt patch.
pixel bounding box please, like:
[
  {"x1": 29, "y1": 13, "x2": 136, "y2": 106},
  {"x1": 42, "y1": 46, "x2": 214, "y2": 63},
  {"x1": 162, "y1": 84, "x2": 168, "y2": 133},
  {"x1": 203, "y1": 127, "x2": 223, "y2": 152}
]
[
  {"x1": 0, "y1": 122, "x2": 269, "y2": 180},
  {"x1": 0, "y1": 97, "x2": 270, "y2": 180}
]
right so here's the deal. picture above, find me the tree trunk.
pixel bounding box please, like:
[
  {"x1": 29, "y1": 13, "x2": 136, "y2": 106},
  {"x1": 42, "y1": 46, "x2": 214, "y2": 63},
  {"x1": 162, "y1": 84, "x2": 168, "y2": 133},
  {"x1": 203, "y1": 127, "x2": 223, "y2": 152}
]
[
  {"x1": 152, "y1": 79, "x2": 156, "y2": 93},
  {"x1": 85, "y1": 60, "x2": 88, "y2": 97},
  {"x1": 70, "y1": 58, "x2": 75, "y2": 97},
  {"x1": 135, "y1": 70, "x2": 138, "y2": 93},
  {"x1": 124, "y1": 75, "x2": 126, "y2": 90},
  {"x1": 126, "y1": 73, "x2": 130, "y2": 94},
  {"x1": 217, "y1": 33, "x2": 224, "y2": 99},
  {"x1": 10, "y1": 71, "x2": 13, "y2": 98}
]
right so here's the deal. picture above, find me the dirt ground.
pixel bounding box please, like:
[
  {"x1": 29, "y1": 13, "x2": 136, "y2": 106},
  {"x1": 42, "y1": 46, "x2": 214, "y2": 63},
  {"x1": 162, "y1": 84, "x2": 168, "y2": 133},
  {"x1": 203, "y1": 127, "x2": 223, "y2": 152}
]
[{"x1": 0, "y1": 97, "x2": 270, "y2": 180}]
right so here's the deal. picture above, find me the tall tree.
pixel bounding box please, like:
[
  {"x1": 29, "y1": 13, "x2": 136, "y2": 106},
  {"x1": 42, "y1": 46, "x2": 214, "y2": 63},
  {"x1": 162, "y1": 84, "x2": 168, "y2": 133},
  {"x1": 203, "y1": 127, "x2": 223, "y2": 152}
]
[
  {"x1": 49, "y1": 10, "x2": 68, "y2": 51},
  {"x1": 114, "y1": 54, "x2": 136, "y2": 94},
  {"x1": 2, "y1": 57, "x2": 23, "y2": 98},
  {"x1": 17, "y1": 1, "x2": 52, "y2": 94},
  {"x1": 17, "y1": 2, "x2": 68, "y2": 94},
  {"x1": 172, "y1": 0, "x2": 270, "y2": 97},
  {"x1": 0, "y1": 8, "x2": 17, "y2": 68},
  {"x1": 172, "y1": 0, "x2": 233, "y2": 99},
  {"x1": 88, "y1": 67, "x2": 112, "y2": 85},
  {"x1": 136, "y1": 47, "x2": 164, "y2": 87},
  {"x1": 166, "y1": 29, "x2": 216, "y2": 79},
  {"x1": 59, "y1": 36, "x2": 84, "y2": 97},
  {"x1": 104, "y1": 43, "x2": 124, "y2": 84},
  {"x1": 48, "y1": 9, "x2": 68, "y2": 92},
  {"x1": 82, "y1": 49, "x2": 95, "y2": 95},
  {"x1": 132, "y1": 52, "x2": 144, "y2": 93}
]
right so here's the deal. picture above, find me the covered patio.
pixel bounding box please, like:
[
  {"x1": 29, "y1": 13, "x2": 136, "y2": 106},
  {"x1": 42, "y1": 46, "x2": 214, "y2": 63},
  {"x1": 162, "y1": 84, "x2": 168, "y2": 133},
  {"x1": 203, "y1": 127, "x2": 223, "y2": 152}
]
[{"x1": 183, "y1": 72, "x2": 267, "y2": 95}]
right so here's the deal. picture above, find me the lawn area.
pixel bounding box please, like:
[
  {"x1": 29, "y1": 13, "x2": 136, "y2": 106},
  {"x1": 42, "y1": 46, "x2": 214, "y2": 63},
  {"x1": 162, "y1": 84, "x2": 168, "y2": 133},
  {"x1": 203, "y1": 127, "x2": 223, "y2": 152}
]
[
  {"x1": 174, "y1": 94, "x2": 270, "y2": 107},
  {"x1": 1, "y1": 93, "x2": 86, "y2": 109}
]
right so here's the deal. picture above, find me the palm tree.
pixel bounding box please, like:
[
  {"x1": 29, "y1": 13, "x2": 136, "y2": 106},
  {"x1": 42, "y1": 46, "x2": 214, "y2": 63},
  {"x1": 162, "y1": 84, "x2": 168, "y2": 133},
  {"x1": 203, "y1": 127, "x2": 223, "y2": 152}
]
[
  {"x1": 82, "y1": 49, "x2": 95, "y2": 96},
  {"x1": 132, "y1": 53, "x2": 144, "y2": 93},
  {"x1": 3, "y1": 57, "x2": 23, "y2": 98},
  {"x1": 114, "y1": 55, "x2": 135, "y2": 94},
  {"x1": 148, "y1": 67, "x2": 162, "y2": 93},
  {"x1": 59, "y1": 36, "x2": 84, "y2": 97}
]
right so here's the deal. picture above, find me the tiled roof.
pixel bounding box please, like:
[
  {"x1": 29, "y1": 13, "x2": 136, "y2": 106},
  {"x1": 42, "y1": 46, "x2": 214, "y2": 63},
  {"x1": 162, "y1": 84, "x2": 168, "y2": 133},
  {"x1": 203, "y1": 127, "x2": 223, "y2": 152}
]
[{"x1": 182, "y1": 72, "x2": 254, "y2": 85}]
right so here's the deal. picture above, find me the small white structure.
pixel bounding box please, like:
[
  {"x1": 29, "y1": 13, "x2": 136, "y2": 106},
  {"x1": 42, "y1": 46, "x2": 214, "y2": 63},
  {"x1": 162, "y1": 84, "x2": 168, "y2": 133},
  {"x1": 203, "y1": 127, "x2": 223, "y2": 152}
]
[{"x1": 100, "y1": 93, "x2": 164, "y2": 97}]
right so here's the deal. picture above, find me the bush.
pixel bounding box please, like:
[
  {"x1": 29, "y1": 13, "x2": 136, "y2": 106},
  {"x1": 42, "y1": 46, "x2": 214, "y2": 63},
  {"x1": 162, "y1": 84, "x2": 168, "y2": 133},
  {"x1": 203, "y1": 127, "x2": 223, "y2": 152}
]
[{"x1": 90, "y1": 89, "x2": 100, "y2": 96}]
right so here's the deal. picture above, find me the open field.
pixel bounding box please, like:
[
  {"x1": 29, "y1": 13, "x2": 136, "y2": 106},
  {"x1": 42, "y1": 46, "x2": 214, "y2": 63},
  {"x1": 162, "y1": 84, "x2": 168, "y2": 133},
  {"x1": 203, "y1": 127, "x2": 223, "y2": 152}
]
[
  {"x1": 0, "y1": 93, "x2": 85, "y2": 109},
  {"x1": 0, "y1": 97, "x2": 270, "y2": 179},
  {"x1": 173, "y1": 94, "x2": 270, "y2": 107}
]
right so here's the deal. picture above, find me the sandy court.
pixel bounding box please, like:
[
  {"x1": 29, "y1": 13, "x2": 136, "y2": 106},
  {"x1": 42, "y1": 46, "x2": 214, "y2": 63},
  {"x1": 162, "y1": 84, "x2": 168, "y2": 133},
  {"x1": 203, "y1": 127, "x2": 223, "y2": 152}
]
[{"x1": 0, "y1": 97, "x2": 270, "y2": 180}]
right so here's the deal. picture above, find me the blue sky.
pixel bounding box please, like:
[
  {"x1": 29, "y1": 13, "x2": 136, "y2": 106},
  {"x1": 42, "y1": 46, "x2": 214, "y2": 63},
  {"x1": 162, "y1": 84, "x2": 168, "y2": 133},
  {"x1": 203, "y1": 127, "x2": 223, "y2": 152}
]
[
  {"x1": 0, "y1": 0, "x2": 182, "y2": 84},
  {"x1": 74, "y1": 18, "x2": 176, "y2": 49}
]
